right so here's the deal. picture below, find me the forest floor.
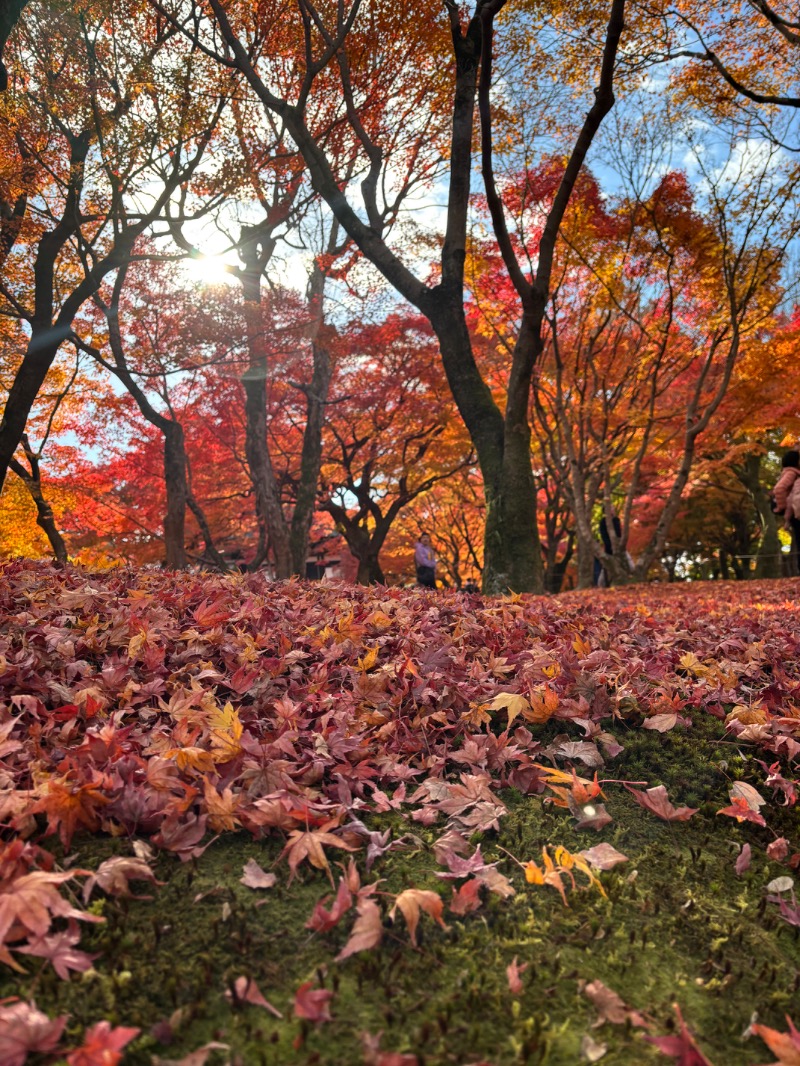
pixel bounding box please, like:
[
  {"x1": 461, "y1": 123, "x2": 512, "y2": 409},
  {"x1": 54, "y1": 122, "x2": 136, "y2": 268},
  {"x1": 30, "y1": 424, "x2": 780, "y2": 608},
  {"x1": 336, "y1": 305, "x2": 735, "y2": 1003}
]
[{"x1": 1, "y1": 562, "x2": 799, "y2": 1066}]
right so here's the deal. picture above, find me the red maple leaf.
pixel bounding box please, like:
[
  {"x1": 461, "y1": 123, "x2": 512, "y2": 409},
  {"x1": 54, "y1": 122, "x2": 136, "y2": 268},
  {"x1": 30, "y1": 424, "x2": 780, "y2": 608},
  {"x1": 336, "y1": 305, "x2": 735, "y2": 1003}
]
[
  {"x1": 644, "y1": 1004, "x2": 714, "y2": 1064},
  {"x1": 624, "y1": 784, "x2": 698, "y2": 822},
  {"x1": 716, "y1": 796, "x2": 767, "y2": 827},
  {"x1": 66, "y1": 1021, "x2": 140, "y2": 1066}
]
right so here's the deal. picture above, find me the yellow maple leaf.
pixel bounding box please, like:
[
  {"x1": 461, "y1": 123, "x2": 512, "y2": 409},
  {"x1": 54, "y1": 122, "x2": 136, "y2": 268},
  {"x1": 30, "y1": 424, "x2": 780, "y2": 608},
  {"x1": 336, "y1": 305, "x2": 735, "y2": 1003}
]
[
  {"x1": 202, "y1": 779, "x2": 242, "y2": 832},
  {"x1": 461, "y1": 703, "x2": 492, "y2": 728},
  {"x1": 356, "y1": 646, "x2": 379, "y2": 672},
  {"x1": 209, "y1": 702, "x2": 244, "y2": 763},
  {"x1": 572, "y1": 635, "x2": 591, "y2": 657},
  {"x1": 486, "y1": 692, "x2": 531, "y2": 728},
  {"x1": 163, "y1": 745, "x2": 217, "y2": 774},
  {"x1": 725, "y1": 704, "x2": 769, "y2": 727}
]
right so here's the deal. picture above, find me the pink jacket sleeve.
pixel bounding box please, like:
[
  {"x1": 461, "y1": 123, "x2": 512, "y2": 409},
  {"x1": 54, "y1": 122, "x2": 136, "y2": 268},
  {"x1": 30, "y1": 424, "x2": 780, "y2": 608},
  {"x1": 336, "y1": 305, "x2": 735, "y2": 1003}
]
[{"x1": 774, "y1": 468, "x2": 800, "y2": 517}]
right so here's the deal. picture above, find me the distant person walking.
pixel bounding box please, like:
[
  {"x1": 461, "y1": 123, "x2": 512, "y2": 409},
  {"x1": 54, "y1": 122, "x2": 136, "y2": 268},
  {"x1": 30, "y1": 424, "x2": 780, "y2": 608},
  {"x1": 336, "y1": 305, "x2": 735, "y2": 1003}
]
[
  {"x1": 595, "y1": 514, "x2": 622, "y2": 588},
  {"x1": 773, "y1": 450, "x2": 800, "y2": 576},
  {"x1": 414, "y1": 532, "x2": 437, "y2": 589}
]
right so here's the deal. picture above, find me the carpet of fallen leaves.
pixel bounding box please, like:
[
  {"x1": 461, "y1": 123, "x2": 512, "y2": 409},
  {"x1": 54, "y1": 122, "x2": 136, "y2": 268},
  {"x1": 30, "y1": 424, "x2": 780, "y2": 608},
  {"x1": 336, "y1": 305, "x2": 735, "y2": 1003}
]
[{"x1": 1, "y1": 561, "x2": 800, "y2": 1066}]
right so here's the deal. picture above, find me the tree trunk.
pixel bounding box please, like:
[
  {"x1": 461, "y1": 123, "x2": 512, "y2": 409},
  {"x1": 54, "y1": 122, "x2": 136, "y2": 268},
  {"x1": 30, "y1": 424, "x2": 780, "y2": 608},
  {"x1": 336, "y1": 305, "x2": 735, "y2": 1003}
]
[
  {"x1": 430, "y1": 304, "x2": 543, "y2": 595},
  {"x1": 240, "y1": 264, "x2": 292, "y2": 578},
  {"x1": 290, "y1": 337, "x2": 332, "y2": 574},
  {"x1": 186, "y1": 489, "x2": 228, "y2": 570},
  {"x1": 602, "y1": 551, "x2": 633, "y2": 586},
  {"x1": 162, "y1": 422, "x2": 187, "y2": 569},
  {"x1": 719, "y1": 548, "x2": 730, "y2": 580},
  {"x1": 737, "y1": 452, "x2": 781, "y2": 580},
  {"x1": 0, "y1": 0, "x2": 28, "y2": 91},
  {"x1": 9, "y1": 448, "x2": 67, "y2": 565},
  {"x1": 289, "y1": 247, "x2": 336, "y2": 575},
  {"x1": 0, "y1": 335, "x2": 65, "y2": 494},
  {"x1": 575, "y1": 530, "x2": 596, "y2": 590},
  {"x1": 356, "y1": 553, "x2": 385, "y2": 585}
]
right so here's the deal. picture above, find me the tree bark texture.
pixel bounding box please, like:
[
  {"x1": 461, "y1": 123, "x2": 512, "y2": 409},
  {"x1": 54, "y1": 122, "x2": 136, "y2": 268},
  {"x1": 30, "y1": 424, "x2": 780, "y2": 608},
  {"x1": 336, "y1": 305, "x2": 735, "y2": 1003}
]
[
  {"x1": 162, "y1": 423, "x2": 188, "y2": 569},
  {"x1": 0, "y1": 0, "x2": 28, "y2": 91},
  {"x1": 240, "y1": 265, "x2": 293, "y2": 578},
  {"x1": 738, "y1": 452, "x2": 782, "y2": 580}
]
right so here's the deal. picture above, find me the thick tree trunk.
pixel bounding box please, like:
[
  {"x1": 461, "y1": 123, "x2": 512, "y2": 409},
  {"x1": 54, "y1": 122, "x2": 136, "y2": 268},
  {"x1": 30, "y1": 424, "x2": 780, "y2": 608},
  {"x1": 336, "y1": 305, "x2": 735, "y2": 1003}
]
[
  {"x1": 162, "y1": 423, "x2": 187, "y2": 569},
  {"x1": 289, "y1": 249, "x2": 335, "y2": 576},
  {"x1": 430, "y1": 304, "x2": 543, "y2": 594},
  {"x1": 356, "y1": 554, "x2": 385, "y2": 585},
  {"x1": 482, "y1": 470, "x2": 542, "y2": 595},
  {"x1": 290, "y1": 337, "x2": 332, "y2": 574},
  {"x1": 240, "y1": 266, "x2": 292, "y2": 578},
  {"x1": 737, "y1": 453, "x2": 781, "y2": 580},
  {"x1": 324, "y1": 503, "x2": 392, "y2": 586},
  {"x1": 0, "y1": 336, "x2": 65, "y2": 494},
  {"x1": 0, "y1": 0, "x2": 28, "y2": 91},
  {"x1": 575, "y1": 531, "x2": 596, "y2": 590}
]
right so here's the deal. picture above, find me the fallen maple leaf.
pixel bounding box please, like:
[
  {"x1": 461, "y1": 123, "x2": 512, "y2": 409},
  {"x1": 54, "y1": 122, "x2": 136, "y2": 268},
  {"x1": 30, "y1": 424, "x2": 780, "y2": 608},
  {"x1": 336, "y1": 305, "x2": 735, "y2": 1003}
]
[
  {"x1": 16, "y1": 921, "x2": 97, "y2": 979},
  {"x1": 0, "y1": 869, "x2": 99, "y2": 970},
  {"x1": 293, "y1": 981, "x2": 333, "y2": 1023},
  {"x1": 486, "y1": 692, "x2": 531, "y2": 728},
  {"x1": 239, "y1": 859, "x2": 276, "y2": 890},
  {"x1": 735, "y1": 843, "x2": 752, "y2": 876},
  {"x1": 82, "y1": 856, "x2": 160, "y2": 903},
  {"x1": 281, "y1": 823, "x2": 356, "y2": 885},
  {"x1": 568, "y1": 795, "x2": 613, "y2": 831},
  {"x1": 578, "y1": 844, "x2": 628, "y2": 871},
  {"x1": 717, "y1": 796, "x2": 767, "y2": 827},
  {"x1": 66, "y1": 1021, "x2": 140, "y2": 1066},
  {"x1": 336, "y1": 897, "x2": 383, "y2": 960},
  {"x1": 581, "y1": 1033, "x2": 608, "y2": 1062},
  {"x1": 767, "y1": 839, "x2": 790, "y2": 863},
  {"x1": 643, "y1": 713, "x2": 679, "y2": 732},
  {"x1": 390, "y1": 889, "x2": 448, "y2": 946},
  {"x1": 582, "y1": 980, "x2": 648, "y2": 1028},
  {"x1": 449, "y1": 879, "x2": 483, "y2": 915},
  {"x1": 225, "y1": 977, "x2": 283, "y2": 1018},
  {"x1": 730, "y1": 781, "x2": 767, "y2": 810},
  {"x1": 750, "y1": 1014, "x2": 800, "y2": 1065},
  {"x1": 306, "y1": 878, "x2": 353, "y2": 933},
  {"x1": 625, "y1": 785, "x2": 698, "y2": 822},
  {"x1": 0, "y1": 999, "x2": 68, "y2": 1066},
  {"x1": 644, "y1": 1003, "x2": 715, "y2": 1064},
  {"x1": 506, "y1": 956, "x2": 528, "y2": 995}
]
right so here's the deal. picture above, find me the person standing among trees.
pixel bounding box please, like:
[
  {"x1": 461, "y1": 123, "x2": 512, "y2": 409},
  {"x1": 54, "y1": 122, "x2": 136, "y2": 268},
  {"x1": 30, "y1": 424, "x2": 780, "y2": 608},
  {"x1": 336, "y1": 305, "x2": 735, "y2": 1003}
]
[
  {"x1": 773, "y1": 450, "x2": 800, "y2": 576},
  {"x1": 414, "y1": 532, "x2": 437, "y2": 589},
  {"x1": 595, "y1": 514, "x2": 621, "y2": 588}
]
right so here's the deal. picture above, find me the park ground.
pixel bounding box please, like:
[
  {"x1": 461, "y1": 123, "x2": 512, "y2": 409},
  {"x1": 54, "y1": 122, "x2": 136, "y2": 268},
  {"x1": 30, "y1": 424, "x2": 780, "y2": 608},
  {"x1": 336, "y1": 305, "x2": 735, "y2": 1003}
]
[{"x1": 1, "y1": 561, "x2": 799, "y2": 1065}]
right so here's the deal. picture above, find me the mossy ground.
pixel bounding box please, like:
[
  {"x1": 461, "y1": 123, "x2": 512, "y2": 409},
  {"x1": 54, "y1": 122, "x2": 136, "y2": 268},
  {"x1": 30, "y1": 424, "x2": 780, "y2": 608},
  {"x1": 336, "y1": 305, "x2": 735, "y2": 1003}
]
[{"x1": 5, "y1": 714, "x2": 799, "y2": 1065}]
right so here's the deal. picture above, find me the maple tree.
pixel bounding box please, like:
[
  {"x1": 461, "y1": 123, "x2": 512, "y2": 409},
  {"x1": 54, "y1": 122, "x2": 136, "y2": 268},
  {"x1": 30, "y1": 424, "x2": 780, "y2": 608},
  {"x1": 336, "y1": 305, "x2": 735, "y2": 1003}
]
[
  {"x1": 151, "y1": 0, "x2": 630, "y2": 594},
  {"x1": 0, "y1": 0, "x2": 233, "y2": 494},
  {"x1": 319, "y1": 313, "x2": 473, "y2": 584},
  {"x1": 510, "y1": 119, "x2": 800, "y2": 587}
]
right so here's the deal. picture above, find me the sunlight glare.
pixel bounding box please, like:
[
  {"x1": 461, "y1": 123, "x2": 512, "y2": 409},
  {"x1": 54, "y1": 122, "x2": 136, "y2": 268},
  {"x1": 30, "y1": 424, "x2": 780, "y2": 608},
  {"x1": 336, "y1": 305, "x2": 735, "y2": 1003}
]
[{"x1": 184, "y1": 254, "x2": 237, "y2": 287}]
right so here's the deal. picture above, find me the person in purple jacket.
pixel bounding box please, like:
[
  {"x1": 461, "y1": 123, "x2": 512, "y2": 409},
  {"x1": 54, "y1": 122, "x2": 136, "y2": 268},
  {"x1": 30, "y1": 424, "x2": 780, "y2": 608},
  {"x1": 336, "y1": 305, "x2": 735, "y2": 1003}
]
[{"x1": 414, "y1": 532, "x2": 437, "y2": 588}]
